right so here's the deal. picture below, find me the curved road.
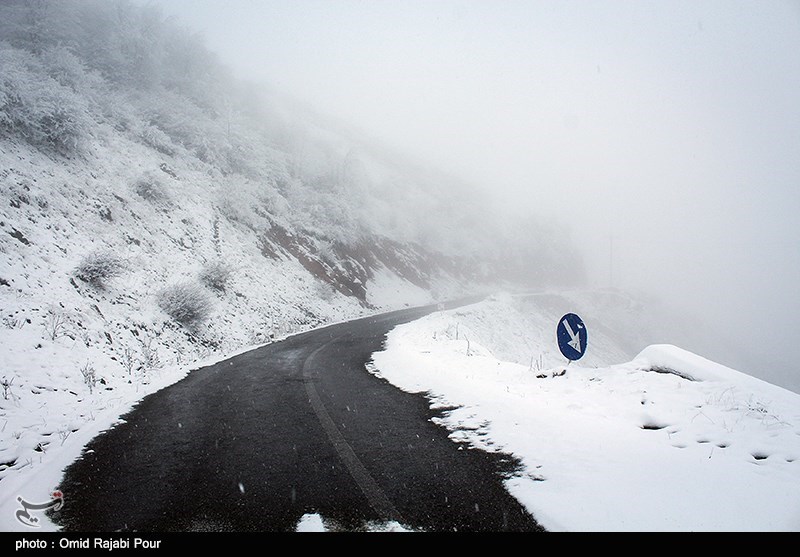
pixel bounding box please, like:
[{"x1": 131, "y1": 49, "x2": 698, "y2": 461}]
[{"x1": 52, "y1": 302, "x2": 542, "y2": 532}]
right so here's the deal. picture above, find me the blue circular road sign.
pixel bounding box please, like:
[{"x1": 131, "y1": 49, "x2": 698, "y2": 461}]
[{"x1": 557, "y1": 313, "x2": 587, "y2": 361}]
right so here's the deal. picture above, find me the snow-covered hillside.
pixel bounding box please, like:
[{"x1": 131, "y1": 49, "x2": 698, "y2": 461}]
[
  {"x1": 0, "y1": 0, "x2": 479, "y2": 489},
  {"x1": 369, "y1": 293, "x2": 800, "y2": 531}
]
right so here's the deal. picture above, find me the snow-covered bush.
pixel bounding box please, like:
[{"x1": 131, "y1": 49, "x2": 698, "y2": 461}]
[
  {"x1": 140, "y1": 89, "x2": 223, "y2": 160},
  {"x1": 199, "y1": 261, "x2": 232, "y2": 292},
  {"x1": 157, "y1": 282, "x2": 213, "y2": 328},
  {"x1": 137, "y1": 124, "x2": 176, "y2": 156},
  {"x1": 216, "y1": 184, "x2": 264, "y2": 231},
  {"x1": 74, "y1": 250, "x2": 125, "y2": 288},
  {"x1": 133, "y1": 174, "x2": 170, "y2": 205},
  {"x1": 0, "y1": 43, "x2": 93, "y2": 155},
  {"x1": 39, "y1": 47, "x2": 93, "y2": 93}
]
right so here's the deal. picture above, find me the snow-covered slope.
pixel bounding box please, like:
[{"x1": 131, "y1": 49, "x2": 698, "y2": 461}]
[
  {"x1": 0, "y1": 132, "x2": 355, "y2": 462},
  {"x1": 0, "y1": 122, "x2": 477, "y2": 483},
  {"x1": 0, "y1": 0, "x2": 479, "y2": 492},
  {"x1": 369, "y1": 293, "x2": 800, "y2": 531}
]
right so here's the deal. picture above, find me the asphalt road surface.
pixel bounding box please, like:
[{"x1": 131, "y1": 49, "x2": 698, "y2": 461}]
[{"x1": 51, "y1": 302, "x2": 543, "y2": 532}]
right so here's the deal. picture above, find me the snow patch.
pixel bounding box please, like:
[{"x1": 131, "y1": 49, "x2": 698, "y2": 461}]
[
  {"x1": 294, "y1": 513, "x2": 413, "y2": 532},
  {"x1": 296, "y1": 513, "x2": 326, "y2": 532}
]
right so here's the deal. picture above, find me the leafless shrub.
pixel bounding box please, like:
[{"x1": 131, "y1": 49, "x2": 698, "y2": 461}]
[
  {"x1": 44, "y1": 308, "x2": 68, "y2": 340},
  {"x1": 139, "y1": 336, "x2": 161, "y2": 370},
  {"x1": 79, "y1": 329, "x2": 92, "y2": 347},
  {"x1": 80, "y1": 362, "x2": 96, "y2": 394},
  {"x1": 133, "y1": 174, "x2": 170, "y2": 206},
  {"x1": 199, "y1": 261, "x2": 232, "y2": 292},
  {"x1": 120, "y1": 336, "x2": 161, "y2": 380},
  {"x1": 3, "y1": 315, "x2": 25, "y2": 329},
  {"x1": 120, "y1": 346, "x2": 135, "y2": 377},
  {"x1": 157, "y1": 282, "x2": 213, "y2": 328},
  {"x1": 58, "y1": 429, "x2": 71, "y2": 446},
  {"x1": 74, "y1": 250, "x2": 125, "y2": 288},
  {"x1": 1, "y1": 376, "x2": 14, "y2": 400}
]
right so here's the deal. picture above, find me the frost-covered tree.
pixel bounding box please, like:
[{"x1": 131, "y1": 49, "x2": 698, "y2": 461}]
[
  {"x1": 0, "y1": 0, "x2": 58, "y2": 55},
  {"x1": 0, "y1": 44, "x2": 92, "y2": 154}
]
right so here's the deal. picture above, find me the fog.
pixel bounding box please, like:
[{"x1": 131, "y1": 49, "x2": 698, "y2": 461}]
[{"x1": 145, "y1": 0, "x2": 800, "y2": 392}]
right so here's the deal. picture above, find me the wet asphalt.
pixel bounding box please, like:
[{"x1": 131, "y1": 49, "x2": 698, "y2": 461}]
[{"x1": 51, "y1": 302, "x2": 543, "y2": 532}]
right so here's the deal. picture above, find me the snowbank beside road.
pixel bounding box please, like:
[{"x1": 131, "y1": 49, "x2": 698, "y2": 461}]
[{"x1": 369, "y1": 294, "x2": 800, "y2": 531}]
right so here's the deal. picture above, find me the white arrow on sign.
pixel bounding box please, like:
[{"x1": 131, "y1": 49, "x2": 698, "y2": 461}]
[{"x1": 562, "y1": 318, "x2": 582, "y2": 354}]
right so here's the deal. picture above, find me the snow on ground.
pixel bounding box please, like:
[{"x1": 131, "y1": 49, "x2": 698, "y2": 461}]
[
  {"x1": 369, "y1": 293, "x2": 800, "y2": 531},
  {"x1": 294, "y1": 513, "x2": 411, "y2": 533},
  {"x1": 365, "y1": 264, "x2": 435, "y2": 309},
  {"x1": 0, "y1": 328, "x2": 317, "y2": 532},
  {"x1": 296, "y1": 513, "x2": 327, "y2": 532}
]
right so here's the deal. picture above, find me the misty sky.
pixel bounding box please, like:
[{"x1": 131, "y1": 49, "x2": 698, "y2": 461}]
[{"x1": 145, "y1": 0, "x2": 800, "y2": 390}]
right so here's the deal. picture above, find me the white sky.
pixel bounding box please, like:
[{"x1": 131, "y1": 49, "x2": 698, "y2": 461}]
[{"x1": 146, "y1": 0, "x2": 800, "y2": 391}]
